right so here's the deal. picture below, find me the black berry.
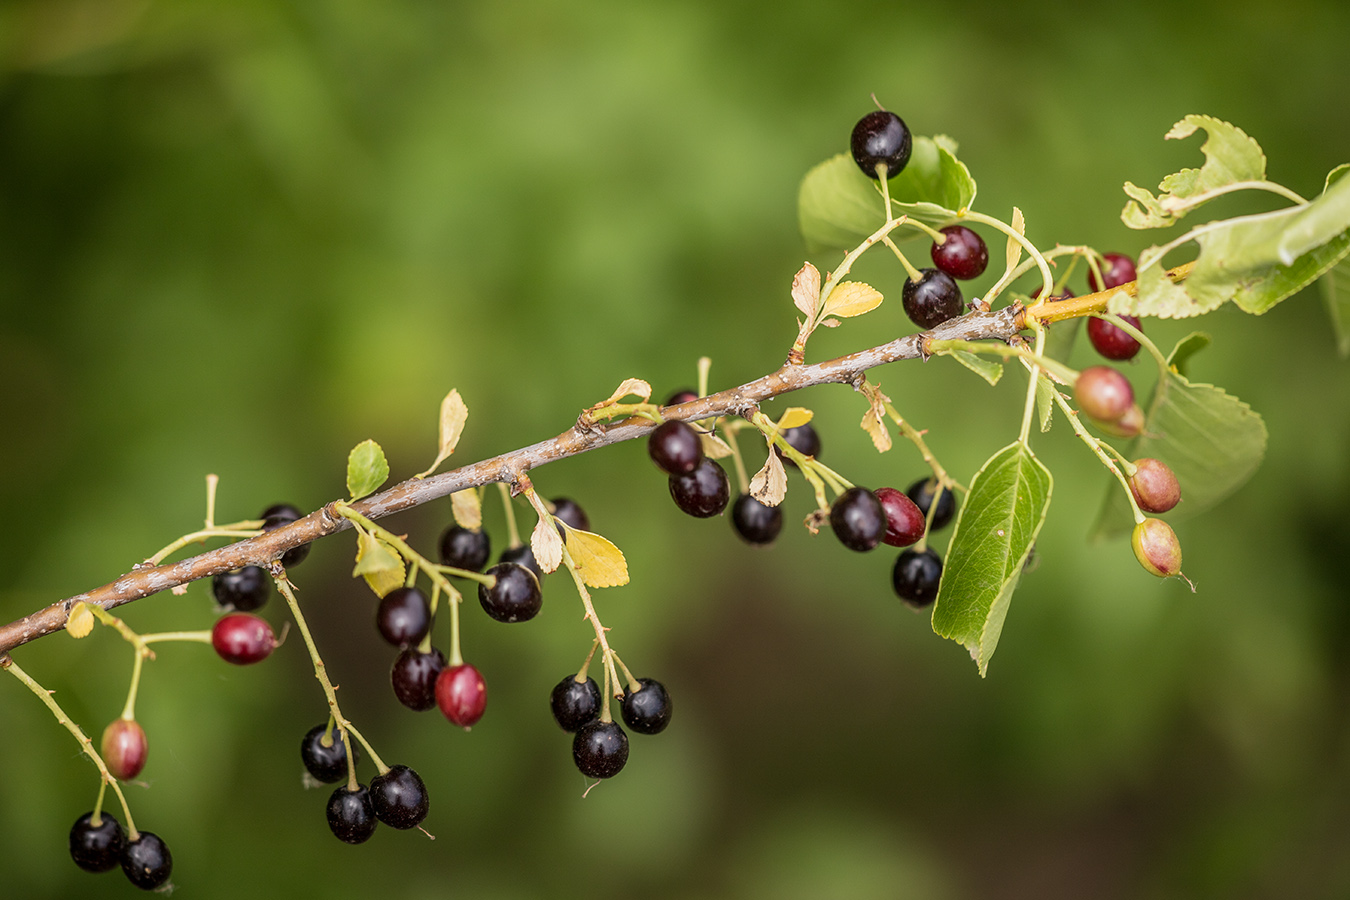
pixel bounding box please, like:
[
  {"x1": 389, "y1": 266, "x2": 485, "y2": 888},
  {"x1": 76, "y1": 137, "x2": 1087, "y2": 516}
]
[
  {"x1": 478, "y1": 563, "x2": 542, "y2": 623},
  {"x1": 1074, "y1": 366, "x2": 1135, "y2": 423},
  {"x1": 550, "y1": 675, "x2": 601, "y2": 732},
  {"x1": 906, "y1": 478, "x2": 956, "y2": 531},
  {"x1": 301, "y1": 724, "x2": 361, "y2": 783},
  {"x1": 850, "y1": 110, "x2": 912, "y2": 180},
  {"x1": 1087, "y1": 314, "x2": 1144, "y2": 361},
  {"x1": 621, "y1": 678, "x2": 672, "y2": 735},
  {"x1": 369, "y1": 764, "x2": 429, "y2": 830},
  {"x1": 499, "y1": 544, "x2": 542, "y2": 577},
  {"x1": 326, "y1": 784, "x2": 377, "y2": 844},
  {"x1": 439, "y1": 525, "x2": 490, "y2": 572},
  {"x1": 261, "y1": 503, "x2": 310, "y2": 568},
  {"x1": 668, "y1": 458, "x2": 730, "y2": 518},
  {"x1": 211, "y1": 566, "x2": 269, "y2": 612},
  {"x1": 69, "y1": 811, "x2": 125, "y2": 873},
  {"x1": 874, "y1": 486, "x2": 925, "y2": 547},
  {"x1": 376, "y1": 587, "x2": 432, "y2": 648},
  {"x1": 647, "y1": 420, "x2": 704, "y2": 475},
  {"x1": 550, "y1": 497, "x2": 590, "y2": 532},
  {"x1": 211, "y1": 612, "x2": 277, "y2": 665},
  {"x1": 120, "y1": 831, "x2": 172, "y2": 890},
  {"x1": 830, "y1": 487, "x2": 885, "y2": 552},
  {"x1": 893, "y1": 548, "x2": 943, "y2": 608},
  {"x1": 902, "y1": 268, "x2": 964, "y2": 330},
  {"x1": 777, "y1": 423, "x2": 821, "y2": 469},
  {"x1": 1087, "y1": 252, "x2": 1137, "y2": 291},
  {"x1": 573, "y1": 720, "x2": 629, "y2": 779},
  {"x1": 731, "y1": 493, "x2": 783, "y2": 545},
  {"x1": 391, "y1": 647, "x2": 446, "y2": 712},
  {"x1": 930, "y1": 225, "x2": 988, "y2": 280},
  {"x1": 664, "y1": 389, "x2": 698, "y2": 406}
]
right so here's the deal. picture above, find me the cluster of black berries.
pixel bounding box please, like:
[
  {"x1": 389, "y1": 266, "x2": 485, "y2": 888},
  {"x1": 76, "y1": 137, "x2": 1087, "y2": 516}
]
[
  {"x1": 550, "y1": 672, "x2": 672, "y2": 780},
  {"x1": 69, "y1": 812, "x2": 172, "y2": 891},
  {"x1": 299, "y1": 724, "x2": 430, "y2": 843},
  {"x1": 830, "y1": 478, "x2": 956, "y2": 608}
]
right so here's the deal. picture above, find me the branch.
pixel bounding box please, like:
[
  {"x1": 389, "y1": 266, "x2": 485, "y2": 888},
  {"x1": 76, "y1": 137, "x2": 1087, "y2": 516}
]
[{"x1": 0, "y1": 304, "x2": 1023, "y2": 655}]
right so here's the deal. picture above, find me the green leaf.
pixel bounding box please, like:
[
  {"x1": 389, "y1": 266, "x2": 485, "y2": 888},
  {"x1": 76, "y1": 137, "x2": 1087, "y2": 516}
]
[
  {"x1": 1122, "y1": 115, "x2": 1267, "y2": 229},
  {"x1": 1034, "y1": 373, "x2": 1056, "y2": 433},
  {"x1": 1167, "y1": 331, "x2": 1212, "y2": 378},
  {"x1": 931, "y1": 442, "x2": 1053, "y2": 677},
  {"x1": 1320, "y1": 255, "x2": 1350, "y2": 357},
  {"x1": 797, "y1": 138, "x2": 976, "y2": 253},
  {"x1": 352, "y1": 533, "x2": 405, "y2": 597},
  {"x1": 1091, "y1": 337, "x2": 1267, "y2": 540},
  {"x1": 346, "y1": 439, "x2": 389, "y2": 501},
  {"x1": 938, "y1": 349, "x2": 1003, "y2": 386}
]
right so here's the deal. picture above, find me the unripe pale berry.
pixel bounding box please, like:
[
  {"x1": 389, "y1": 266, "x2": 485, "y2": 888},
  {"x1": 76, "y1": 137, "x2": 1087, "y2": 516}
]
[
  {"x1": 1130, "y1": 458, "x2": 1181, "y2": 513},
  {"x1": 101, "y1": 718, "x2": 148, "y2": 781},
  {"x1": 1132, "y1": 518, "x2": 1182, "y2": 577},
  {"x1": 1074, "y1": 366, "x2": 1134, "y2": 423}
]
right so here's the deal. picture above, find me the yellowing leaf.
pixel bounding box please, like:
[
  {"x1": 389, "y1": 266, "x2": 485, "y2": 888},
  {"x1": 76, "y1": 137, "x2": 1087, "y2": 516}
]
[
  {"x1": 530, "y1": 516, "x2": 563, "y2": 574},
  {"x1": 791, "y1": 262, "x2": 821, "y2": 318},
  {"x1": 700, "y1": 432, "x2": 734, "y2": 459},
  {"x1": 353, "y1": 533, "x2": 404, "y2": 598},
  {"x1": 749, "y1": 450, "x2": 787, "y2": 507},
  {"x1": 451, "y1": 488, "x2": 482, "y2": 530},
  {"x1": 415, "y1": 389, "x2": 469, "y2": 479},
  {"x1": 859, "y1": 381, "x2": 892, "y2": 453},
  {"x1": 600, "y1": 378, "x2": 652, "y2": 405},
  {"x1": 1007, "y1": 207, "x2": 1025, "y2": 270},
  {"x1": 66, "y1": 602, "x2": 94, "y2": 639},
  {"x1": 821, "y1": 281, "x2": 883, "y2": 319},
  {"x1": 776, "y1": 407, "x2": 814, "y2": 430},
  {"x1": 565, "y1": 529, "x2": 629, "y2": 588}
]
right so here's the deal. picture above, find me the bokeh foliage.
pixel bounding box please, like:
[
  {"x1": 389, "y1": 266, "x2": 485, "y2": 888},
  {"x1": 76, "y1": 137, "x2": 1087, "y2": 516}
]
[{"x1": 2, "y1": 1, "x2": 1350, "y2": 897}]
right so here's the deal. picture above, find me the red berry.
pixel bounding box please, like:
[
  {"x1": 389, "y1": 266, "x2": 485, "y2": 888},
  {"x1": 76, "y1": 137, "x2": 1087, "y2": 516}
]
[
  {"x1": 1130, "y1": 458, "x2": 1181, "y2": 513},
  {"x1": 874, "y1": 487, "x2": 925, "y2": 547},
  {"x1": 211, "y1": 613, "x2": 277, "y2": 665},
  {"x1": 930, "y1": 225, "x2": 988, "y2": 280},
  {"x1": 101, "y1": 718, "x2": 148, "y2": 781},
  {"x1": 436, "y1": 663, "x2": 487, "y2": 729},
  {"x1": 1074, "y1": 366, "x2": 1134, "y2": 423},
  {"x1": 1087, "y1": 252, "x2": 1137, "y2": 291},
  {"x1": 1087, "y1": 315, "x2": 1143, "y2": 361}
]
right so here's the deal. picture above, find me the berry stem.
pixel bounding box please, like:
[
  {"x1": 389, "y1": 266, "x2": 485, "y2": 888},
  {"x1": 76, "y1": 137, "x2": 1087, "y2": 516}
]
[
  {"x1": 497, "y1": 482, "x2": 523, "y2": 548},
  {"x1": 611, "y1": 652, "x2": 641, "y2": 694},
  {"x1": 582, "y1": 402, "x2": 664, "y2": 426},
  {"x1": 1024, "y1": 261, "x2": 1196, "y2": 325},
  {"x1": 925, "y1": 338, "x2": 1080, "y2": 386},
  {"x1": 721, "y1": 420, "x2": 752, "y2": 494},
  {"x1": 144, "y1": 525, "x2": 265, "y2": 567},
  {"x1": 576, "y1": 639, "x2": 600, "y2": 681},
  {"x1": 880, "y1": 401, "x2": 967, "y2": 494},
  {"x1": 558, "y1": 543, "x2": 619, "y2": 720},
  {"x1": 749, "y1": 411, "x2": 852, "y2": 496},
  {"x1": 1048, "y1": 386, "x2": 1147, "y2": 524},
  {"x1": 1018, "y1": 325, "x2": 1048, "y2": 446},
  {"x1": 696, "y1": 356, "x2": 712, "y2": 399},
  {"x1": 120, "y1": 645, "x2": 147, "y2": 720},
  {"x1": 2, "y1": 654, "x2": 140, "y2": 838},
  {"x1": 880, "y1": 236, "x2": 924, "y2": 282},
  {"x1": 141, "y1": 631, "x2": 213, "y2": 645},
  {"x1": 204, "y1": 473, "x2": 219, "y2": 528},
  {"x1": 959, "y1": 210, "x2": 1056, "y2": 301},
  {"x1": 1102, "y1": 313, "x2": 1170, "y2": 375}
]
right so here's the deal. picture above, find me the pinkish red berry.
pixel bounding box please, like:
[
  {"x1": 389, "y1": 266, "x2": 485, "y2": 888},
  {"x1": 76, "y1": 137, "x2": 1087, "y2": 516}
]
[
  {"x1": 101, "y1": 718, "x2": 148, "y2": 781},
  {"x1": 436, "y1": 663, "x2": 487, "y2": 729}
]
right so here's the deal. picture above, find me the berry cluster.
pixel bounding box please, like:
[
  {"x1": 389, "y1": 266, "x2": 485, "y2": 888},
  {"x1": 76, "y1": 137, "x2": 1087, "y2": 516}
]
[
  {"x1": 69, "y1": 813, "x2": 172, "y2": 891},
  {"x1": 829, "y1": 478, "x2": 954, "y2": 608},
  {"x1": 549, "y1": 671, "x2": 672, "y2": 780},
  {"x1": 300, "y1": 723, "x2": 429, "y2": 843}
]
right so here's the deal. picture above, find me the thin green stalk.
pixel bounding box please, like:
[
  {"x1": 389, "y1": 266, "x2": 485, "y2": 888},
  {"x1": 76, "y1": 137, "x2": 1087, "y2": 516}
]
[
  {"x1": 1049, "y1": 390, "x2": 1146, "y2": 525},
  {"x1": 881, "y1": 402, "x2": 966, "y2": 493},
  {"x1": 1018, "y1": 325, "x2": 1048, "y2": 446},
  {"x1": 926, "y1": 338, "x2": 1079, "y2": 386},
  {"x1": 497, "y1": 482, "x2": 522, "y2": 548},
  {"x1": 960, "y1": 209, "x2": 1056, "y2": 300}
]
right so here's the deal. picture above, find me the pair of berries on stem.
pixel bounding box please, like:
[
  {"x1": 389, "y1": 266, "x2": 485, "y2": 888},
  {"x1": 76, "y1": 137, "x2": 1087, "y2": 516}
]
[
  {"x1": 830, "y1": 477, "x2": 954, "y2": 609},
  {"x1": 69, "y1": 811, "x2": 172, "y2": 891},
  {"x1": 299, "y1": 722, "x2": 430, "y2": 842},
  {"x1": 550, "y1": 667, "x2": 672, "y2": 780}
]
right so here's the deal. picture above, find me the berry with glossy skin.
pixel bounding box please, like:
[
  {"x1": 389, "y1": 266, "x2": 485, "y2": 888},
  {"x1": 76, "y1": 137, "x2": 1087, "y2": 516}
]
[
  {"x1": 573, "y1": 720, "x2": 629, "y2": 779},
  {"x1": 439, "y1": 525, "x2": 490, "y2": 572},
  {"x1": 1075, "y1": 366, "x2": 1135, "y2": 423},
  {"x1": 326, "y1": 785, "x2": 377, "y2": 844},
  {"x1": 669, "y1": 458, "x2": 730, "y2": 518},
  {"x1": 621, "y1": 678, "x2": 672, "y2": 735},
  {"x1": 906, "y1": 478, "x2": 956, "y2": 531},
  {"x1": 1087, "y1": 315, "x2": 1144, "y2": 361},
  {"x1": 550, "y1": 497, "x2": 590, "y2": 532},
  {"x1": 731, "y1": 493, "x2": 783, "y2": 545},
  {"x1": 1087, "y1": 252, "x2": 1138, "y2": 291},
  {"x1": 261, "y1": 503, "x2": 310, "y2": 568},
  {"x1": 930, "y1": 225, "x2": 989, "y2": 280},
  {"x1": 211, "y1": 612, "x2": 277, "y2": 665},
  {"x1": 102, "y1": 718, "x2": 148, "y2": 781},
  {"x1": 1130, "y1": 458, "x2": 1181, "y2": 513},
  {"x1": 436, "y1": 663, "x2": 487, "y2": 729},
  {"x1": 664, "y1": 389, "x2": 698, "y2": 407},
  {"x1": 648, "y1": 420, "x2": 704, "y2": 475},
  {"x1": 850, "y1": 110, "x2": 912, "y2": 180},
  {"x1": 211, "y1": 565, "x2": 269, "y2": 612},
  {"x1": 777, "y1": 423, "x2": 822, "y2": 468},
  {"x1": 830, "y1": 487, "x2": 886, "y2": 551},
  {"x1": 499, "y1": 543, "x2": 542, "y2": 577},
  {"x1": 391, "y1": 647, "x2": 446, "y2": 712},
  {"x1": 1133, "y1": 518, "x2": 1182, "y2": 577},
  {"x1": 874, "y1": 487, "x2": 925, "y2": 547},
  {"x1": 893, "y1": 548, "x2": 943, "y2": 608},
  {"x1": 369, "y1": 765, "x2": 429, "y2": 830},
  {"x1": 376, "y1": 587, "x2": 432, "y2": 648},
  {"x1": 902, "y1": 268, "x2": 964, "y2": 329},
  {"x1": 69, "y1": 811, "x2": 126, "y2": 873},
  {"x1": 301, "y1": 724, "x2": 361, "y2": 783},
  {"x1": 120, "y1": 831, "x2": 172, "y2": 890},
  {"x1": 550, "y1": 675, "x2": 601, "y2": 732},
  {"x1": 478, "y1": 563, "x2": 542, "y2": 623}
]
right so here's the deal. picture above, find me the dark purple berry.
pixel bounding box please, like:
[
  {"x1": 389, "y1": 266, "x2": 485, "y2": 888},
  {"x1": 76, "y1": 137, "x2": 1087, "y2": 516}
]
[
  {"x1": 550, "y1": 498, "x2": 590, "y2": 532},
  {"x1": 621, "y1": 678, "x2": 672, "y2": 735},
  {"x1": 211, "y1": 613, "x2": 277, "y2": 665},
  {"x1": 499, "y1": 544, "x2": 542, "y2": 577},
  {"x1": 369, "y1": 765, "x2": 429, "y2": 830},
  {"x1": 1087, "y1": 315, "x2": 1144, "y2": 361},
  {"x1": 70, "y1": 811, "x2": 125, "y2": 873},
  {"x1": 830, "y1": 487, "x2": 885, "y2": 552},
  {"x1": 647, "y1": 420, "x2": 704, "y2": 475},
  {"x1": 850, "y1": 110, "x2": 912, "y2": 180},
  {"x1": 1087, "y1": 252, "x2": 1137, "y2": 291},
  {"x1": 573, "y1": 720, "x2": 629, "y2": 779},
  {"x1": 777, "y1": 423, "x2": 821, "y2": 469},
  {"x1": 376, "y1": 587, "x2": 432, "y2": 648},
  {"x1": 478, "y1": 563, "x2": 542, "y2": 623},
  {"x1": 439, "y1": 525, "x2": 490, "y2": 572},
  {"x1": 902, "y1": 268, "x2": 964, "y2": 329},
  {"x1": 391, "y1": 648, "x2": 446, "y2": 712},
  {"x1": 668, "y1": 458, "x2": 730, "y2": 518},
  {"x1": 301, "y1": 723, "x2": 361, "y2": 783},
  {"x1": 731, "y1": 493, "x2": 783, "y2": 546},
  {"x1": 211, "y1": 566, "x2": 269, "y2": 612},
  {"x1": 551, "y1": 675, "x2": 601, "y2": 732},
  {"x1": 874, "y1": 487, "x2": 925, "y2": 547},
  {"x1": 664, "y1": 389, "x2": 698, "y2": 406},
  {"x1": 120, "y1": 831, "x2": 172, "y2": 890},
  {"x1": 1075, "y1": 366, "x2": 1135, "y2": 423},
  {"x1": 326, "y1": 785, "x2": 377, "y2": 844},
  {"x1": 261, "y1": 503, "x2": 310, "y2": 568},
  {"x1": 893, "y1": 548, "x2": 943, "y2": 608},
  {"x1": 437, "y1": 663, "x2": 487, "y2": 728},
  {"x1": 930, "y1": 225, "x2": 988, "y2": 280},
  {"x1": 906, "y1": 478, "x2": 956, "y2": 531}
]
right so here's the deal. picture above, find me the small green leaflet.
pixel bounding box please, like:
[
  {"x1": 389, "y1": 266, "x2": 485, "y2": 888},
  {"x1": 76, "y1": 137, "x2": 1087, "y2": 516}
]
[
  {"x1": 347, "y1": 439, "x2": 389, "y2": 501},
  {"x1": 797, "y1": 137, "x2": 976, "y2": 253},
  {"x1": 1122, "y1": 116, "x2": 1268, "y2": 229},
  {"x1": 1321, "y1": 255, "x2": 1350, "y2": 357},
  {"x1": 1091, "y1": 334, "x2": 1267, "y2": 540},
  {"x1": 931, "y1": 442, "x2": 1052, "y2": 677},
  {"x1": 1034, "y1": 373, "x2": 1056, "y2": 433},
  {"x1": 936, "y1": 348, "x2": 1003, "y2": 386}
]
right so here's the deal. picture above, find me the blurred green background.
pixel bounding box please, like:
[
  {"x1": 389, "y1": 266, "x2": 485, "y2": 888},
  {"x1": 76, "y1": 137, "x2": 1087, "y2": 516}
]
[{"x1": 3, "y1": 1, "x2": 1349, "y2": 897}]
